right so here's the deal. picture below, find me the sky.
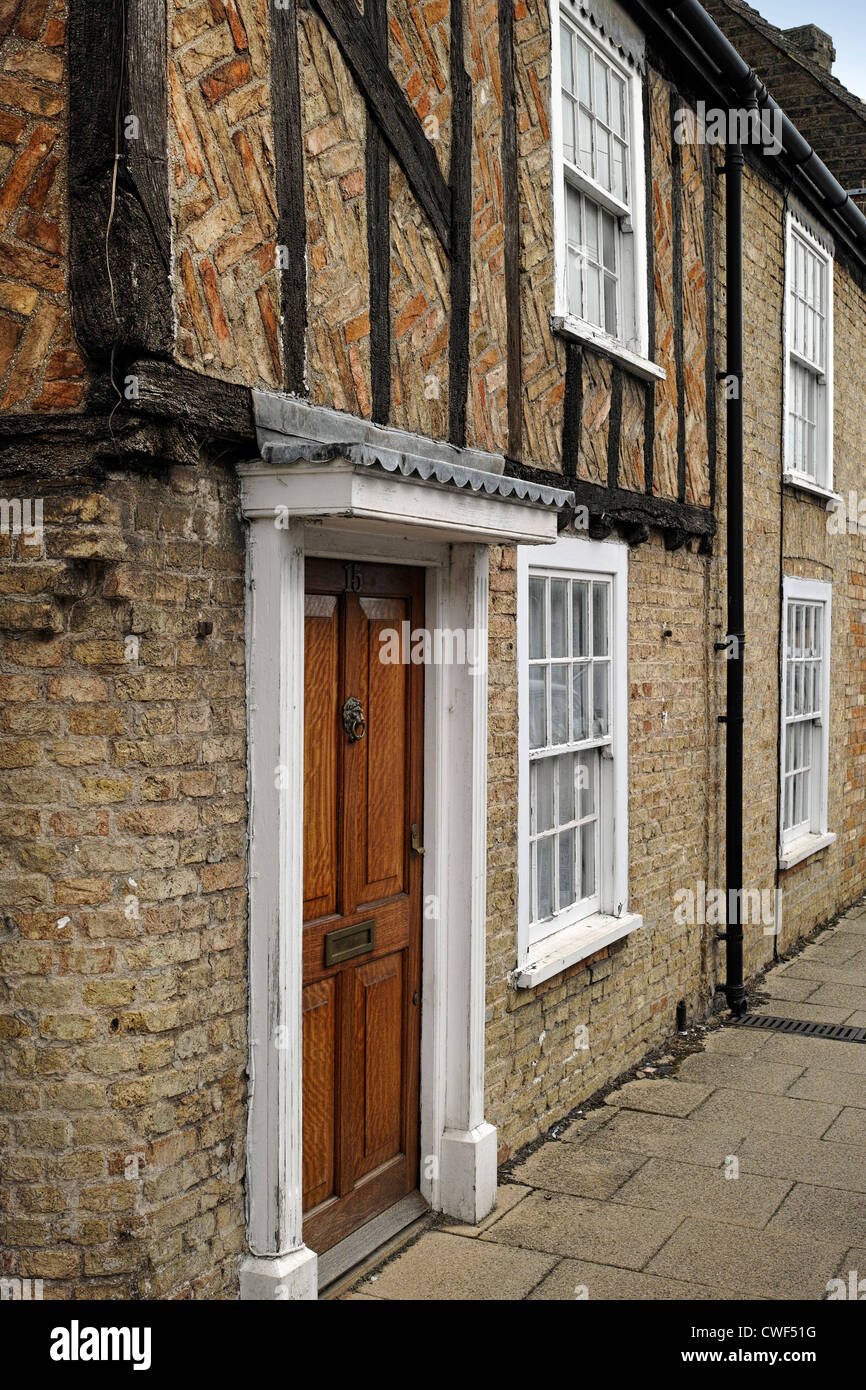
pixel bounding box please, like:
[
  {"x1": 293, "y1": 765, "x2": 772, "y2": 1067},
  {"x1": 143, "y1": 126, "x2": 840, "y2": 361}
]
[{"x1": 752, "y1": 0, "x2": 866, "y2": 103}]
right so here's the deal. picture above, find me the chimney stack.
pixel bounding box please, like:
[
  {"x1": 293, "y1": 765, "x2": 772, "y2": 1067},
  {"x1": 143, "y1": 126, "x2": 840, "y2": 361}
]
[{"x1": 783, "y1": 23, "x2": 835, "y2": 73}]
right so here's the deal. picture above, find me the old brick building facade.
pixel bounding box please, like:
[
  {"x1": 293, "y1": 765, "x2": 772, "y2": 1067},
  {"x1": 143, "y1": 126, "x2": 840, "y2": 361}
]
[{"x1": 1, "y1": 0, "x2": 864, "y2": 1298}]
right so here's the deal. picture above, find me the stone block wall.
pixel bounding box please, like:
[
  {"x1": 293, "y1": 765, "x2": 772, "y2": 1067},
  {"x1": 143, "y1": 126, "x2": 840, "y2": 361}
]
[
  {"x1": 485, "y1": 534, "x2": 717, "y2": 1158},
  {"x1": 0, "y1": 460, "x2": 248, "y2": 1298}
]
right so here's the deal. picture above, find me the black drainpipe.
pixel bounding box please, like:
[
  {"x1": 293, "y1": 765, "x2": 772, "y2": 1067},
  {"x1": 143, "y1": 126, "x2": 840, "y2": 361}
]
[{"x1": 721, "y1": 125, "x2": 747, "y2": 1016}]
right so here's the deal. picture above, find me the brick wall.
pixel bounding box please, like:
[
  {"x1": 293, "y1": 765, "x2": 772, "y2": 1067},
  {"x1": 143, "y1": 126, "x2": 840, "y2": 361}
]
[
  {"x1": 705, "y1": 0, "x2": 866, "y2": 211},
  {"x1": 722, "y1": 165, "x2": 866, "y2": 977},
  {"x1": 0, "y1": 0, "x2": 87, "y2": 411},
  {"x1": 0, "y1": 461, "x2": 248, "y2": 1298},
  {"x1": 169, "y1": 0, "x2": 282, "y2": 387},
  {"x1": 485, "y1": 534, "x2": 717, "y2": 1158}
]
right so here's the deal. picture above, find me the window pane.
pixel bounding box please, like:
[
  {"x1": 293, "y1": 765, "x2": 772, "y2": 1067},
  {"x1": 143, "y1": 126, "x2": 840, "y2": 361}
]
[
  {"x1": 558, "y1": 751, "x2": 575, "y2": 824},
  {"x1": 584, "y1": 199, "x2": 598, "y2": 260},
  {"x1": 572, "y1": 580, "x2": 589, "y2": 656},
  {"x1": 566, "y1": 182, "x2": 582, "y2": 243},
  {"x1": 594, "y1": 59, "x2": 608, "y2": 124},
  {"x1": 593, "y1": 661, "x2": 609, "y2": 737},
  {"x1": 560, "y1": 22, "x2": 574, "y2": 92},
  {"x1": 529, "y1": 577, "x2": 546, "y2": 658},
  {"x1": 603, "y1": 275, "x2": 617, "y2": 335},
  {"x1": 602, "y1": 211, "x2": 616, "y2": 272},
  {"x1": 572, "y1": 662, "x2": 589, "y2": 741},
  {"x1": 550, "y1": 579, "x2": 568, "y2": 657},
  {"x1": 551, "y1": 664, "x2": 569, "y2": 744},
  {"x1": 529, "y1": 667, "x2": 547, "y2": 748},
  {"x1": 534, "y1": 757, "x2": 555, "y2": 832},
  {"x1": 586, "y1": 263, "x2": 601, "y2": 327},
  {"x1": 595, "y1": 124, "x2": 610, "y2": 190},
  {"x1": 558, "y1": 828, "x2": 575, "y2": 908},
  {"x1": 592, "y1": 582, "x2": 609, "y2": 655},
  {"x1": 576, "y1": 38, "x2": 591, "y2": 105},
  {"x1": 578, "y1": 107, "x2": 593, "y2": 172},
  {"x1": 578, "y1": 751, "x2": 594, "y2": 818},
  {"x1": 580, "y1": 821, "x2": 596, "y2": 899},
  {"x1": 612, "y1": 140, "x2": 625, "y2": 200},
  {"x1": 562, "y1": 94, "x2": 575, "y2": 164},
  {"x1": 537, "y1": 836, "x2": 554, "y2": 919},
  {"x1": 610, "y1": 74, "x2": 625, "y2": 137}
]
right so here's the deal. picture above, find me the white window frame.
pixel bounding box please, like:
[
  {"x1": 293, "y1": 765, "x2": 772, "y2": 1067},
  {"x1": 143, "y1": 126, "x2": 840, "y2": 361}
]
[
  {"x1": 550, "y1": 0, "x2": 660, "y2": 383},
  {"x1": 782, "y1": 210, "x2": 835, "y2": 497},
  {"x1": 515, "y1": 535, "x2": 639, "y2": 986},
  {"x1": 779, "y1": 576, "x2": 835, "y2": 871}
]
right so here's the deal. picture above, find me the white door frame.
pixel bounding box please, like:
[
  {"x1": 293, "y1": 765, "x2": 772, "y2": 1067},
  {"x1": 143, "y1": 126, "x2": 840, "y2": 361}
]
[{"x1": 238, "y1": 509, "x2": 499, "y2": 1299}]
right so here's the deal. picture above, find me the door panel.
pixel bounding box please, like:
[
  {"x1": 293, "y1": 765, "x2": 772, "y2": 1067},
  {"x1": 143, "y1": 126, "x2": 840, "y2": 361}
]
[
  {"x1": 354, "y1": 953, "x2": 404, "y2": 1175},
  {"x1": 301, "y1": 978, "x2": 337, "y2": 1210},
  {"x1": 361, "y1": 604, "x2": 407, "y2": 898},
  {"x1": 303, "y1": 594, "x2": 340, "y2": 920},
  {"x1": 302, "y1": 558, "x2": 424, "y2": 1255}
]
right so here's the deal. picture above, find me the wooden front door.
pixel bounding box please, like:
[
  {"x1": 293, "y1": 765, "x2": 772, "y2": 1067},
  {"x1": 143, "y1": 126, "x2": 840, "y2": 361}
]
[{"x1": 302, "y1": 557, "x2": 425, "y2": 1254}]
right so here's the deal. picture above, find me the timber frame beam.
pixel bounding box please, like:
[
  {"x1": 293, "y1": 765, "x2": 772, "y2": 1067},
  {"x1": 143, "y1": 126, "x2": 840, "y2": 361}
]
[{"x1": 67, "y1": 0, "x2": 172, "y2": 363}]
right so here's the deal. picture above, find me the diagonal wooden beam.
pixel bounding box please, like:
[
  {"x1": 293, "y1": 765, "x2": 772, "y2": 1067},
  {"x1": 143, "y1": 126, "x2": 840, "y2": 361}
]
[{"x1": 310, "y1": 0, "x2": 452, "y2": 253}]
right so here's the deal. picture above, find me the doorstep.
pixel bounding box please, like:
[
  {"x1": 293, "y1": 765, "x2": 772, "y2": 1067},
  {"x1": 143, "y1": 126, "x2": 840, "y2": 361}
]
[{"x1": 317, "y1": 1191, "x2": 431, "y2": 1296}]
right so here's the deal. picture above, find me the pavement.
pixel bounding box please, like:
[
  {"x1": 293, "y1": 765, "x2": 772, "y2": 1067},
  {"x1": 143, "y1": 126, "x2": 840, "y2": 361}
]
[{"x1": 343, "y1": 902, "x2": 866, "y2": 1300}]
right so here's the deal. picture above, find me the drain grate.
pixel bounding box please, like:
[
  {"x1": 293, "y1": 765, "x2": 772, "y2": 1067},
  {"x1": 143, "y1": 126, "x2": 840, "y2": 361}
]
[{"x1": 738, "y1": 1013, "x2": 866, "y2": 1043}]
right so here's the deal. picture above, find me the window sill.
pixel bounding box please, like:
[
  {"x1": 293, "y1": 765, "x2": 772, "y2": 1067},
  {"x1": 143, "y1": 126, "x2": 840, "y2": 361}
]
[
  {"x1": 513, "y1": 910, "x2": 642, "y2": 989},
  {"x1": 779, "y1": 830, "x2": 836, "y2": 871},
  {"x1": 782, "y1": 472, "x2": 841, "y2": 509},
  {"x1": 551, "y1": 315, "x2": 666, "y2": 384}
]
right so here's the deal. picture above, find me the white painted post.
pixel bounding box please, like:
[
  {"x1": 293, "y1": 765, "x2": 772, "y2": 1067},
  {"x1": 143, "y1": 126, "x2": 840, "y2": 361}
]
[
  {"x1": 239, "y1": 515, "x2": 317, "y2": 1300},
  {"x1": 437, "y1": 545, "x2": 497, "y2": 1223}
]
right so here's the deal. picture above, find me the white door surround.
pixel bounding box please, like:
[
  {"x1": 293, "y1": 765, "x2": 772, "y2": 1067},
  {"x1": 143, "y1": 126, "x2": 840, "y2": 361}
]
[{"x1": 237, "y1": 401, "x2": 571, "y2": 1301}]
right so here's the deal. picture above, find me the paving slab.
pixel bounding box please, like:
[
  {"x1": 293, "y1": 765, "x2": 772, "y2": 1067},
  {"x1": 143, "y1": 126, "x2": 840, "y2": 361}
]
[
  {"x1": 689, "y1": 1087, "x2": 841, "y2": 1137},
  {"x1": 480, "y1": 1189, "x2": 683, "y2": 1269},
  {"x1": 766, "y1": 1183, "x2": 866, "y2": 1241},
  {"x1": 508, "y1": 1139, "x2": 648, "y2": 1200},
  {"x1": 845, "y1": 1011, "x2": 866, "y2": 1027},
  {"x1": 353, "y1": 1231, "x2": 557, "y2": 1300},
  {"x1": 610, "y1": 1155, "x2": 791, "y2": 1228},
  {"x1": 800, "y1": 941, "x2": 863, "y2": 965},
  {"x1": 604, "y1": 1078, "x2": 714, "y2": 1117},
  {"x1": 786, "y1": 1066, "x2": 866, "y2": 1108},
  {"x1": 752, "y1": 999, "x2": 854, "y2": 1024},
  {"x1": 737, "y1": 1132, "x2": 866, "y2": 1193},
  {"x1": 757, "y1": 1032, "x2": 866, "y2": 1073},
  {"x1": 439, "y1": 1182, "x2": 531, "y2": 1237},
  {"x1": 804, "y1": 982, "x2": 866, "y2": 1012},
  {"x1": 823, "y1": 1106, "x2": 866, "y2": 1145},
  {"x1": 702, "y1": 1028, "x2": 770, "y2": 1058},
  {"x1": 834, "y1": 1248, "x2": 866, "y2": 1293},
  {"x1": 646, "y1": 1217, "x2": 848, "y2": 1300},
  {"x1": 557, "y1": 1107, "x2": 615, "y2": 1142},
  {"x1": 528, "y1": 1259, "x2": 760, "y2": 1301},
  {"x1": 675, "y1": 1050, "x2": 805, "y2": 1095},
  {"x1": 782, "y1": 960, "x2": 866, "y2": 987},
  {"x1": 581, "y1": 1107, "x2": 747, "y2": 1167},
  {"x1": 753, "y1": 975, "x2": 819, "y2": 1002}
]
